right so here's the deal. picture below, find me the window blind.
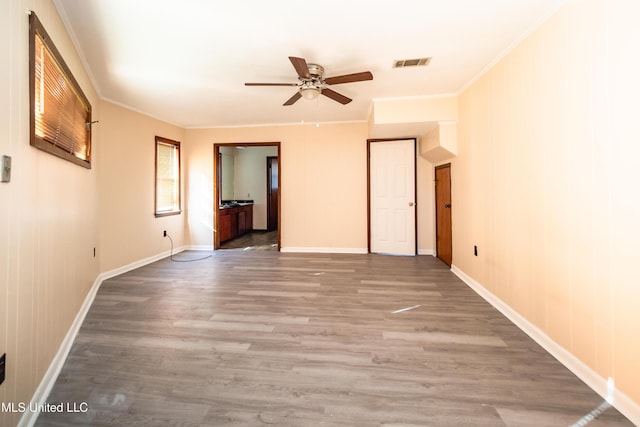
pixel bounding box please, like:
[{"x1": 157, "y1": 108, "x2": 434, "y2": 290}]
[
  {"x1": 30, "y1": 12, "x2": 92, "y2": 168},
  {"x1": 155, "y1": 137, "x2": 181, "y2": 216}
]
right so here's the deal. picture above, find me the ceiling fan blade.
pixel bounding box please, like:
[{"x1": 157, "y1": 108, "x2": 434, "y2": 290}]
[
  {"x1": 289, "y1": 56, "x2": 311, "y2": 79},
  {"x1": 245, "y1": 82, "x2": 299, "y2": 86},
  {"x1": 324, "y1": 71, "x2": 373, "y2": 85},
  {"x1": 321, "y1": 88, "x2": 352, "y2": 105},
  {"x1": 283, "y1": 91, "x2": 302, "y2": 106}
]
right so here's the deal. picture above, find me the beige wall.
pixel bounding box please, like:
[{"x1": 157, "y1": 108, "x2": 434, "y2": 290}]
[
  {"x1": 0, "y1": 2, "x2": 100, "y2": 426},
  {"x1": 372, "y1": 95, "x2": 458, "y2": 125},
  {"x1": 185, "y1": 124, "x2": 436, "y2": 253},
  {"x1": 454, "y1": 0, "x2": 640, "y2": 410},
  {"x1": 98, "y1": 101, "x2": 186, "y2": 272},
  {"x1": 415, "y1": 151, "x2": 436, "y2": 254},
  {"x1": 186, "y1": 123, "x2": 368, "y2": 251}
]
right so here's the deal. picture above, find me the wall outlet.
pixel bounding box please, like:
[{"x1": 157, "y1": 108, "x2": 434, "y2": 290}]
[
  {"x1": 0, "y1": 353, "x2": 6, "y2": 385},
  {"x1": 163, "y1": 230, "x2": 167, "y2": 237}
]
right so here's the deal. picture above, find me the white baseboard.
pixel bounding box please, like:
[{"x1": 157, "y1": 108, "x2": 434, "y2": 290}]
[
  {"x1": 281, "y1": 248, "x2": 435, "y2": 256},
  {"x1": 280, "y1": 247, "x2": 368, "y2": 254},
  {"x1": 18, "y1": 274, "x2": 102, "y2": 427},
  {"x1": 100, "y1": 246, "x2": 186, "y2": 281},
  {"x1": 19, "y1": 247, "x2": 186, "y2": 427},
  {"x1": 450, "y1": 264, "x2": 640, "y2": 426},
  {"x1": 186, "y1": 245, "x2": 214, "y2": 251}
]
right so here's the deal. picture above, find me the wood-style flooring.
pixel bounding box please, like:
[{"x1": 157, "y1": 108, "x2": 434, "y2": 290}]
[
  {"x1": 35, "y1": 251, "x2": 634, "y2": 426},
  {"x1": 220, "y1": 230, "x2": 278, "y2": 251}
]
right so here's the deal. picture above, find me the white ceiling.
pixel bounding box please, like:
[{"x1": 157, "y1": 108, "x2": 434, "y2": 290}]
[{"x1": 54, "y1": 0, "x2": 564, "y2": 128}]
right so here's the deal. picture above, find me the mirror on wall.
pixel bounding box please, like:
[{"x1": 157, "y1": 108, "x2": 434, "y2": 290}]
[{"x1": 219, "y1": 146, "x2": 235, "y2": 200}]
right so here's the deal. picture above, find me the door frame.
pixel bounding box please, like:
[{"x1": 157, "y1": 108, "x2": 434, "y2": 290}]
[
  {"x1": 366, "y1": 138, "x2": 418, "y2": 255},
  {"x1": 213, "y1": 142, "x2": 281, "y2": 250},
  {"x1": 434, "y1": 163, "x2": 452, "y2": 266}
]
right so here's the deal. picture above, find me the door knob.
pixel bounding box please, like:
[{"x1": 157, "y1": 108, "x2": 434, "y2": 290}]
[
  {"x1": 445, "y1": 203, "x2": 451, "y2": 208},
  {"x1": 408, "y1": 202, "x2": 414, "y2": 206}
]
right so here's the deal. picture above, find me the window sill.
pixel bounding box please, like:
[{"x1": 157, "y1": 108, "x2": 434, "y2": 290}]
[{"x1": 155, "y1": 210, "x2": 182, "y2": 218}]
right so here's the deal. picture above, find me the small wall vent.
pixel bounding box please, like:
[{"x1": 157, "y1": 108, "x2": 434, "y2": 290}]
[{"x1": 393, "y1": 57, "x2": 432, "y2": 68}]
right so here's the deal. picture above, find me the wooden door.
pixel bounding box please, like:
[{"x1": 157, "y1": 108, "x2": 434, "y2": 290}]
[
  {"x1": 435, "y1": 164, "x2": 452, "y2": 266},
  {"x1": 267, "y1": 156, "x2": 278, "y2": 231},
  {"x1": 238, "y1": 210, "x2": 246, "y2": 235},
  {"x1": 369, "y1": 139, "x2": 417, "y2": 255},
  {"x1": 219, "y1": 209, "x2": 231, "y2": 242},
  {"x1": 245, "y1": 205, "x2": 253, "y2": 232}
]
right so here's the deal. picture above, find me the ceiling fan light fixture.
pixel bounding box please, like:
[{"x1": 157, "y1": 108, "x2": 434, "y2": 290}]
[
  {"x1": 247, "y1": 56, "x2": 370, "y2": 106},
  {"x1": 300, "y1": 86, "x2": 320, "y2": 100}
]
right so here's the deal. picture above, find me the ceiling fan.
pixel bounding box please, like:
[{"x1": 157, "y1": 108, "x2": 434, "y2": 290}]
[{"x1": 245, "y1": 56, "x2": 373, "y2": 106}]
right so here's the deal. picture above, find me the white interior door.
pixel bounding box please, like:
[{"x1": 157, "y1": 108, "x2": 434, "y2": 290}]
[{"x1": 369, "y1": 139, "x2": 416, "y2": 255}]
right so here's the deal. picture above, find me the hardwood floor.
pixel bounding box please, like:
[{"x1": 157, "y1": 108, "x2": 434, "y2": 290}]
[
  {"x1": 220, "y1": 230, "x2": 278, "y2": 251},
  {"x1": 35, "y1": 251, "x2": 633, "y2": 426}
]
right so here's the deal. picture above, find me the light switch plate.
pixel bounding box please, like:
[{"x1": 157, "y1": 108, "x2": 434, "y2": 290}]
[{"x1": 1, "y1": 155, "x2": 11, "y2": 183}]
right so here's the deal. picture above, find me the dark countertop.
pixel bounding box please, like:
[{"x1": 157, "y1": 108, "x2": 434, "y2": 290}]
[{"x1": 220, "y1": 200, "x2": 254, "y2": 209}]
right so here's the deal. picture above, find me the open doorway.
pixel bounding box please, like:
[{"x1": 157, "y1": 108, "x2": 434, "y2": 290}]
[{"x1": 213, "y1": 142, "x2": 281, "y2": 251}]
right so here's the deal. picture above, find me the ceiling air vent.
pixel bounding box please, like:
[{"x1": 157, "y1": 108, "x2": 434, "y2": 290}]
[{"x1": 393, "y1": 57, "x2": 432, "y2": 68}]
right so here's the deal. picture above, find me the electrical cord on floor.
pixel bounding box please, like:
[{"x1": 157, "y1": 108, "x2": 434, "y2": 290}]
[{"x1": 166, "y1": 233, "x2": 212, "y2": 262}]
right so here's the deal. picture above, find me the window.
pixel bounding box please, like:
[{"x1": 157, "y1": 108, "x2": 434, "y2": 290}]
[
  {"x1": 29, "y1": 12, "x2": 92, "y2": 168},
  {"x1": 155, "y1": 136, "x2": 181, "y2": 217}
]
